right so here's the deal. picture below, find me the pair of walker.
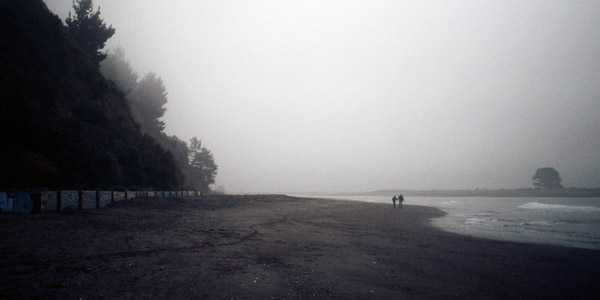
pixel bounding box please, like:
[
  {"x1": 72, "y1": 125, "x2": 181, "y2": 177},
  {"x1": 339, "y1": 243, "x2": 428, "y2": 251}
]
[{"x1": 392, "y1": 195, "x2": 404, "y2": 208}]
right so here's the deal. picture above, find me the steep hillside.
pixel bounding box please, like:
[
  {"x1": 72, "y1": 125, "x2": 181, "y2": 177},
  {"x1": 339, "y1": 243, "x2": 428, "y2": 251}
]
[{"x1": 0, "y1": 0, "x2": 184, "y2": 190}]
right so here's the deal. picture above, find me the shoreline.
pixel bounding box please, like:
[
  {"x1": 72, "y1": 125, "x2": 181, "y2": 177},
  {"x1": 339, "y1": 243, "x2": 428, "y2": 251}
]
[
  {"x1": 1, "y1": 195, "x2": 599, "y2": 299},
  {"x1": 306, "y1": 194, "x2": 600, "y2": 250},
  {"x1": 316, "y1": 188, "x2": 600, "y2": 198},
  {"x1": 312, "y1": 188, "x2": 600, "y2": 199}
]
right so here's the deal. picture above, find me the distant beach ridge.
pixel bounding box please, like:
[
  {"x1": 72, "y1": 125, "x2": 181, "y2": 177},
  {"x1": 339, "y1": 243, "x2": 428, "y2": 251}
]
[{"x1": 327, "y1": 188, "x2": 600, "y2": 198}]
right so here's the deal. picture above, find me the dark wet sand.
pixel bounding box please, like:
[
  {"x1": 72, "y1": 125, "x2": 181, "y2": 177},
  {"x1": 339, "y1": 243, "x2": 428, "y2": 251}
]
[{"x1": 1, "y1": 195, "x2": 599, "y2": 299}]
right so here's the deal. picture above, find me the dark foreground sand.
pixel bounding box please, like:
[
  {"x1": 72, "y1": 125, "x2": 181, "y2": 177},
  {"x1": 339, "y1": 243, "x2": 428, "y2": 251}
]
[{"x1": 1, "y1": 195, "x2": 599, "y2": 299}]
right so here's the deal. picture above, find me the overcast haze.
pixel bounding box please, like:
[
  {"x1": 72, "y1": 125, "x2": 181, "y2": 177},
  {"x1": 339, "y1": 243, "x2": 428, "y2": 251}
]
[{"x1": 44, "y1": 0, "x2": 600, "y2": 193}]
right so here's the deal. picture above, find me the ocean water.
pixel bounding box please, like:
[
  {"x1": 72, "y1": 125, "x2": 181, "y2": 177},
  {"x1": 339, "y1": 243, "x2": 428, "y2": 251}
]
[{"x1": 297, "y1": 195, "x2": 600, "y2": 250}]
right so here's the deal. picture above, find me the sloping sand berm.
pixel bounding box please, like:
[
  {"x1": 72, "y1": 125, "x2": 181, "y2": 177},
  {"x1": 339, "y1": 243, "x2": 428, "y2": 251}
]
[{"x1": 1, "y1": 195, "x2": 599, "y2": 299}]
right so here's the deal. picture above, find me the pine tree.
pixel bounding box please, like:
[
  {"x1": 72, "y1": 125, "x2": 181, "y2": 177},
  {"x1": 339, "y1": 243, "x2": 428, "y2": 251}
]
[
  {"x1": 188, "y1": 137, "x2": 218, "y2": 191},
  {"x1": 100, "y1": 47, "x2": 138, "y2": 95},
  {"x1": 66, "y1": 0, "x2": 115, "y2": 63},
  {"x1": 130, "y1": 72, "x2": 168, "y2": 136}
]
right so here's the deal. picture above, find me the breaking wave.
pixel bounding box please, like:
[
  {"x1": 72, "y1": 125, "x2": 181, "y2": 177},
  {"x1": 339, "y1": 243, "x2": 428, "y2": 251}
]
[{"x1": 518, "y1": 202, "x2": 600, "y2": 212}]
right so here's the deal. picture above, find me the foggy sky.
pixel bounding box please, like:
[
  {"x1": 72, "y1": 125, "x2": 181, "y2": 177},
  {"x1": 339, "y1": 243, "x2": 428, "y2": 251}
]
[{"x1": 44, "y1": 0, "x2": 600, "y2": 193}]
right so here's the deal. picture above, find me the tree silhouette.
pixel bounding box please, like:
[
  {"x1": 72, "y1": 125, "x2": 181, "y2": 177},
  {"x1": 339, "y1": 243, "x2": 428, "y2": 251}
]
[
  {"x1": 188, "y1": 137, "x2": 218, "y2": 192},
  {"x1": 130, "y1": 72, "x2": 168, "y2": 136},
  {"x1": 532, "y1": 167, "x2": 563, "y2": 189},
  {"x1": 65, "y1": 0, "x2": 115, "y2": 63},
  {"x1": 100, "y1": 47, "x2": 138, "y2": 95}
]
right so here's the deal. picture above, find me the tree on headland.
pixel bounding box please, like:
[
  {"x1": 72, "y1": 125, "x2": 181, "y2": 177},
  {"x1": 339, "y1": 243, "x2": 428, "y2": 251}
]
[
  {"x1": 100, "y1": 47, "x2": 138, "y2": 95},
  {"x1": 188, "y1": 137, "x2": 218, "y2": 192},
  {"x1": 532, "y1": 167, "x2": 563, "y2": 189},
  {"x1": 66, "y1": 0, "x2": 115, "y2": 63},
  {"x1": 130, "y1": 72, "x2": 168, "y2": 136},
  {"x1": 97, "y1": 46, "x2": 219, "y2": 191}
]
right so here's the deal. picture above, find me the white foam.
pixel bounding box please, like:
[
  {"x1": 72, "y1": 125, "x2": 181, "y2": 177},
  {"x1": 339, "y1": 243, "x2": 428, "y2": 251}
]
[
  {"x1": 464, "y1": 218, "x2": 486, "y2": 225},
  {"x1": 440, "y1": 200, "x2": 461, "y2": 205},
  {"x1": 474, "y1": 212, "x2": 495, "y2": 217},
  {"x1": 518, "y1": 202, "x2": 600, "y2": 212},
  {"x1": 521, "y1": 220, "x2": 555, "y2": 226}
]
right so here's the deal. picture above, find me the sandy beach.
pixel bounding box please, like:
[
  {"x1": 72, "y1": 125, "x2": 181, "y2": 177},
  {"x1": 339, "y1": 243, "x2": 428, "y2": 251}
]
[{"x1": 1, "y1": 195, "x2": 599, "y2": 299}]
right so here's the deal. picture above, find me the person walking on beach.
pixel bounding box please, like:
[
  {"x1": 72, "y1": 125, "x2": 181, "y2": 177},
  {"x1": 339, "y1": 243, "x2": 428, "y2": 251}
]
[
  {"x1": 398, "y1": 194, "x2": 404, "y2": 208},
  {"x1": 392, "y1": 195, "x2": 397, "y2": 207}
]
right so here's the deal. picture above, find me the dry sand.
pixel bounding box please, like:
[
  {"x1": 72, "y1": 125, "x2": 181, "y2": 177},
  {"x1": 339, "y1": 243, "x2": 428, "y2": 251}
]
[{"x1": 1, "y1": 195, "x2": 599, "y2": 299}]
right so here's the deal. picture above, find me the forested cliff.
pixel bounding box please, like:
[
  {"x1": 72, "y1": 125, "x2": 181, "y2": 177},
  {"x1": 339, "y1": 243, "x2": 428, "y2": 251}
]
[{"x1": 0, "y1": 0, "x2": 185, "y2": 190}]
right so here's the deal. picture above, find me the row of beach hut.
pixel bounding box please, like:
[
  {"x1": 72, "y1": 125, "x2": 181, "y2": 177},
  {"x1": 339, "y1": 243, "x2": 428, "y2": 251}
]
[{"x1": 0, "y1": 190, "x2": 201, "y2": 213}]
